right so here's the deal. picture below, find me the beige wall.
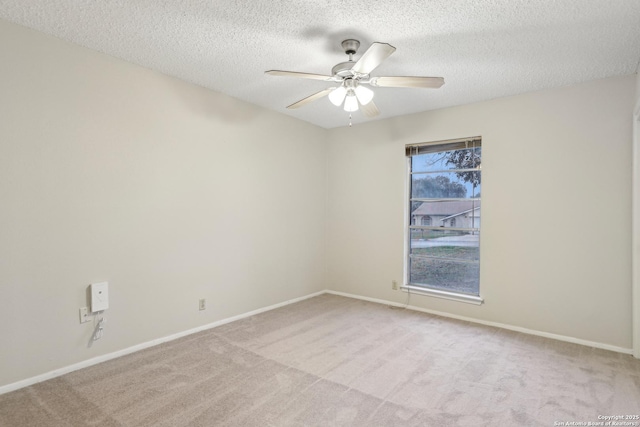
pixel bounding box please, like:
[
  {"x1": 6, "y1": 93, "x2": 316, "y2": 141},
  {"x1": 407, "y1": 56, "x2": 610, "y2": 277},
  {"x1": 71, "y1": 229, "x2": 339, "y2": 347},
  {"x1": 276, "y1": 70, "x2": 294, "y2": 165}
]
[
  {"x1": 0, "y1": 20, "x2": 327, "y2": 387},
  {"x1": 327, "y1": 75, "x2": 635, "y2": 349}
]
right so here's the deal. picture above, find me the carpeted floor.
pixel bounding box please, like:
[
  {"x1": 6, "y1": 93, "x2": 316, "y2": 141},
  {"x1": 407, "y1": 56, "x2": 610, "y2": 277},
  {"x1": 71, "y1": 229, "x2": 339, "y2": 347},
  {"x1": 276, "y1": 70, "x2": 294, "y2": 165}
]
[{"x1": 1, "y1": 294, "x2": 639, "y2": 426}]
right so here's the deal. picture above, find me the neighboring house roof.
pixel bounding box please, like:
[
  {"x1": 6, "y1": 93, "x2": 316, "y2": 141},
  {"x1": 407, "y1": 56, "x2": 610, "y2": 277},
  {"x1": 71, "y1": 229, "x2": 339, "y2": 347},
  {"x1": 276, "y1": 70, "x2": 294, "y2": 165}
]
[
  {"x1": 412, "y1": 200, "x2": 481, "y2": 217},
  {"x1": 442, "y1": 207, "x2": 480, "y2": 221}
]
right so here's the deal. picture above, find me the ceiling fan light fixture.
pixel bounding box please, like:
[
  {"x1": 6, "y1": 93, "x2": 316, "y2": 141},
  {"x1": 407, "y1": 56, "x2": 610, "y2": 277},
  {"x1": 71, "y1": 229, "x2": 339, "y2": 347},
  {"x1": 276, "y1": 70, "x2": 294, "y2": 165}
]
[
  {"x1": 344, "y1": 93, "x2": 359, "y2": 112},
  {"x1": 266, "y1": 39, "x2": 444, "y2": 120},
  {"x1": 354, "y1": 85, "x2": 374, "y2": 105},
  {"x1": 328, "y1": 86, "x2": 347, "y2": 106}
]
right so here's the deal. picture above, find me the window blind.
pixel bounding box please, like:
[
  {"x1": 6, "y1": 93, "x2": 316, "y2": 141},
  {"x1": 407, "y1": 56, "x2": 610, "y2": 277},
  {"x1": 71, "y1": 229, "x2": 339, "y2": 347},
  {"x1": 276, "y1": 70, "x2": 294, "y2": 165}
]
[{"x1": 405, "y1": 137, "x2": 481, "y2": 157}]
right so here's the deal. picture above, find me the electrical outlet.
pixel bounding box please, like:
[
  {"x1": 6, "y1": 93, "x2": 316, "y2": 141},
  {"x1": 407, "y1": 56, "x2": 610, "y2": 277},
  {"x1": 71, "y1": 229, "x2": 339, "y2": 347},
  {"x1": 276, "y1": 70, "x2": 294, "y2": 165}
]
[
  {"x1": 392, "y1": 280, "x2": 398, "y2": 290},
  {"x1": 199, "y1": 299, "x2": 206, "y2": 311},
  {"x1": 79, "y1": 307, "x2": 91, "y2": 323}
]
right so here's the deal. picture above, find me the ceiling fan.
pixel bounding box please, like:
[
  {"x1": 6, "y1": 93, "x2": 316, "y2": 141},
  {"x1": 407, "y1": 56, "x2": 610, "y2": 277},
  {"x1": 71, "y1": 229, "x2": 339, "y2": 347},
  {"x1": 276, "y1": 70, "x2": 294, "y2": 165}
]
[{"x1": 265, "y1": 39, "x2": 445, "y2": 117}]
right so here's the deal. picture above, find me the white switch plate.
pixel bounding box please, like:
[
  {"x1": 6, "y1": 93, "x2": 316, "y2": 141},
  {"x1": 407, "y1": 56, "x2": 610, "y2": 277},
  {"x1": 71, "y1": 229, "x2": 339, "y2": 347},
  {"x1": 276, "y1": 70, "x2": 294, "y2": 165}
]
[{"x1": 90, "y1": 282, "x2": 109, "y2": 312}]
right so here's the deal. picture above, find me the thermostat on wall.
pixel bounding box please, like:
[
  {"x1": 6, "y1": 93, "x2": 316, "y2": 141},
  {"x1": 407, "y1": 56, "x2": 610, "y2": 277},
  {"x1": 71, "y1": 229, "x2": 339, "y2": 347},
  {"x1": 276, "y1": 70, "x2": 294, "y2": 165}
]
[{"x1": 90, "y1": 282, "x2": 109, "y2": 312}]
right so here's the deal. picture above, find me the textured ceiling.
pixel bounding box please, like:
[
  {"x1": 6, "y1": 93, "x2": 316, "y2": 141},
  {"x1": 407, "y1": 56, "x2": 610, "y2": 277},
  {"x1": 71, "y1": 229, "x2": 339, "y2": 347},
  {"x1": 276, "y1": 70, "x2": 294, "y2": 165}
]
[{"x1": 1, "y1": 0, "x2": 640, "y2": 128}]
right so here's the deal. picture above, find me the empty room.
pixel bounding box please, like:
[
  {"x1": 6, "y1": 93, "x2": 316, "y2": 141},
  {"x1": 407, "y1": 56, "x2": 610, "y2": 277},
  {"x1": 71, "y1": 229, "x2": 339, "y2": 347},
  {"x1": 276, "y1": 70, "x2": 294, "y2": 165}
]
[{"x1": 1, "y1": 0, "x2": 640, "y2": 426}]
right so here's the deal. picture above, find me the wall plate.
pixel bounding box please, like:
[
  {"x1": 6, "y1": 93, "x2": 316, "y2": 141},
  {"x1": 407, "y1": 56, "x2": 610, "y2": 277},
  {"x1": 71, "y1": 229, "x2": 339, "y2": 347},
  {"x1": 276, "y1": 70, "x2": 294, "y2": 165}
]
[{"x1": 90, "y1": 282, "x2": 109, "y2": 312}]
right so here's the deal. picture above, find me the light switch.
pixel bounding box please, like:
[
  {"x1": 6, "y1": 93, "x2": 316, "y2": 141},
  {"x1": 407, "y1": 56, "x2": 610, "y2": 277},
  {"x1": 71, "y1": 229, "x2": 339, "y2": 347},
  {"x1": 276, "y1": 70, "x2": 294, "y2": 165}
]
[{"x1": 90, "y1": 282, "x2": 109, "y2": 312}]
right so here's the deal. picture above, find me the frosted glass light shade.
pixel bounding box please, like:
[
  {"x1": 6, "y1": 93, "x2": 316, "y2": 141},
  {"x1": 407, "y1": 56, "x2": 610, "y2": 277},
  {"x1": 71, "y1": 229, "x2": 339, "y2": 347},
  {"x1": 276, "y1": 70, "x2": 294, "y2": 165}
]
[
  {"x1": 344, "y1": 94, "x2": 359, "y2": 112},
  {"x1": 354, "y1": 86, "x2": 374, "y2": 105},
  {"x1": 328, "y1": 86, "x2": 347, "y2": 106}
]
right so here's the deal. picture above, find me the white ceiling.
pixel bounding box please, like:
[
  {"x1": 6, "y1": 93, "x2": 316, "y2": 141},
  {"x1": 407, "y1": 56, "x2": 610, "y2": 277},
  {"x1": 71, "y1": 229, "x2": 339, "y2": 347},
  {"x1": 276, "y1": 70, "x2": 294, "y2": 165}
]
[{"x1": 1, "y1": 0, "x2": 640, "y2": 129}]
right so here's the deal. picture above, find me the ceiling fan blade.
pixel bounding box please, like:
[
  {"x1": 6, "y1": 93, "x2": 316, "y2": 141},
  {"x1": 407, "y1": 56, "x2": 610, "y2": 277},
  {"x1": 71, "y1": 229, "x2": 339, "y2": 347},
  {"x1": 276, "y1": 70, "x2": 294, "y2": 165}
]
[
  {"x1": 360, "y1": 100, "x2": 380, "y2": 117},
  {"x1": 351, "y1": 42, "x2": 396, "y2": 75},
  {"x1": 265, "y1": 70, "x2": 333, "y2": 81},
  {"x1": 369, "y1": 76, "x2": 445, "y2": 88},
  {"x1": 286, "y1": 88, "x2": 334, "y2": 109}
]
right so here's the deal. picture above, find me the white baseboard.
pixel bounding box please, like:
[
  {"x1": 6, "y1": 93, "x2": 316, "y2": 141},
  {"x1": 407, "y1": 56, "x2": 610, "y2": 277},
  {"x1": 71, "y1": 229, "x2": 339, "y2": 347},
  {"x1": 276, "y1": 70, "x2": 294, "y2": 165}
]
[
  {"x1": 0, "y1": 290, "x2": 325, "y2": 396},
  {"x1": 325, "y1": 290, "x2": 634, "y2": 355}
]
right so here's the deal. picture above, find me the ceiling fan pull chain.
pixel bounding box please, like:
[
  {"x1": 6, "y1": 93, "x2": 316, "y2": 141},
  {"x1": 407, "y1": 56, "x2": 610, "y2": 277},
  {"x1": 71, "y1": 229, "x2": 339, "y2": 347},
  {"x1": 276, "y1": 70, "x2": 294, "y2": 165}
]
[{"x1": 349, "y1": 113, "x2": 352, "y2": 127}]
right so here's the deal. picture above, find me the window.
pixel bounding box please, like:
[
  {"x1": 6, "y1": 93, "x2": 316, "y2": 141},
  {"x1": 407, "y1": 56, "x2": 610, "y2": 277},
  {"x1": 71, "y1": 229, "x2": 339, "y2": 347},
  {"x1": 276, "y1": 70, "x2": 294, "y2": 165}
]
[{"x1": 405, "y1": 137, "x2": 482, "y2": 304}]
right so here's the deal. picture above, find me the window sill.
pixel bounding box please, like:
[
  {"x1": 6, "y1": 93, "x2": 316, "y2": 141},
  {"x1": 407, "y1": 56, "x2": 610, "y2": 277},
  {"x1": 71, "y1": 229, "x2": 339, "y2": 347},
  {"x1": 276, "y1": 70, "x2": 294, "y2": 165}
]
[{"x1": 401, "y1": 285, "x2": 484, "y2": 305}]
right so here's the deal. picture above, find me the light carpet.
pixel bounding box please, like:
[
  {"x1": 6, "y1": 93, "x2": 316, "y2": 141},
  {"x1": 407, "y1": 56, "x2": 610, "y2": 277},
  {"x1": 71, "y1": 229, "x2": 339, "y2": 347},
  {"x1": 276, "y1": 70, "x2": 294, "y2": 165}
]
[{"x1": 1, "y1": 294, "x2": 639, "y2": 426}]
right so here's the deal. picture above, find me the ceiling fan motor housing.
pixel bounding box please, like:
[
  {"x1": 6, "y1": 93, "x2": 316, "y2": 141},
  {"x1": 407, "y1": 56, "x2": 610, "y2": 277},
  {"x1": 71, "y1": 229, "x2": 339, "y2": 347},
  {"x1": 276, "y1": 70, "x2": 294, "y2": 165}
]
[{"x1": 332, "y1": 61, "x2": 357, "y2": 78}]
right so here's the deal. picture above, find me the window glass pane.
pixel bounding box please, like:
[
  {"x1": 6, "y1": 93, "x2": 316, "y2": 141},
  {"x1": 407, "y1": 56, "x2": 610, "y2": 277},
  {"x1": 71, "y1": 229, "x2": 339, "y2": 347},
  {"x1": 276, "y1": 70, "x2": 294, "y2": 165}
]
[
  {"x1": 410, "y1": 200, "x2": 480, "y2": 229},
  {"x1": 411, "y1": 172, "x2": 480, "y2": 199},
  {"x1": 409, "y1": 258, "x2": 479, "y2": 296},
  {"x1": 411, "y1": 147, "x2": 481, "y2": 173},
  {"x1": 406, "y1": 138, "x2": 482, "y2": 300},
  {"x1": 410, "y1": 230, "x2": 479, "y2": 262}
]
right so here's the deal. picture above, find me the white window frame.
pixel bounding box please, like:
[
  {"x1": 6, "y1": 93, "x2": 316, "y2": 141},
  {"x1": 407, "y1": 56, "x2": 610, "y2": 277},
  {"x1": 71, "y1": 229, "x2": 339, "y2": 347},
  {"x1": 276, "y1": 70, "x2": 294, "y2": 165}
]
[{"x1": 403, "y1": 137, "x2": 484, "y2": 305}]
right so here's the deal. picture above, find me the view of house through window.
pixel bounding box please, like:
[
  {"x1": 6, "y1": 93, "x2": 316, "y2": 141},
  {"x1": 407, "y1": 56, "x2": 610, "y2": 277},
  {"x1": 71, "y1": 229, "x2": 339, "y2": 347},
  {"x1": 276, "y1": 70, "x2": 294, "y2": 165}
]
[{"x1": 406, "y1": 137, "x2": 481, "y2": 297}]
